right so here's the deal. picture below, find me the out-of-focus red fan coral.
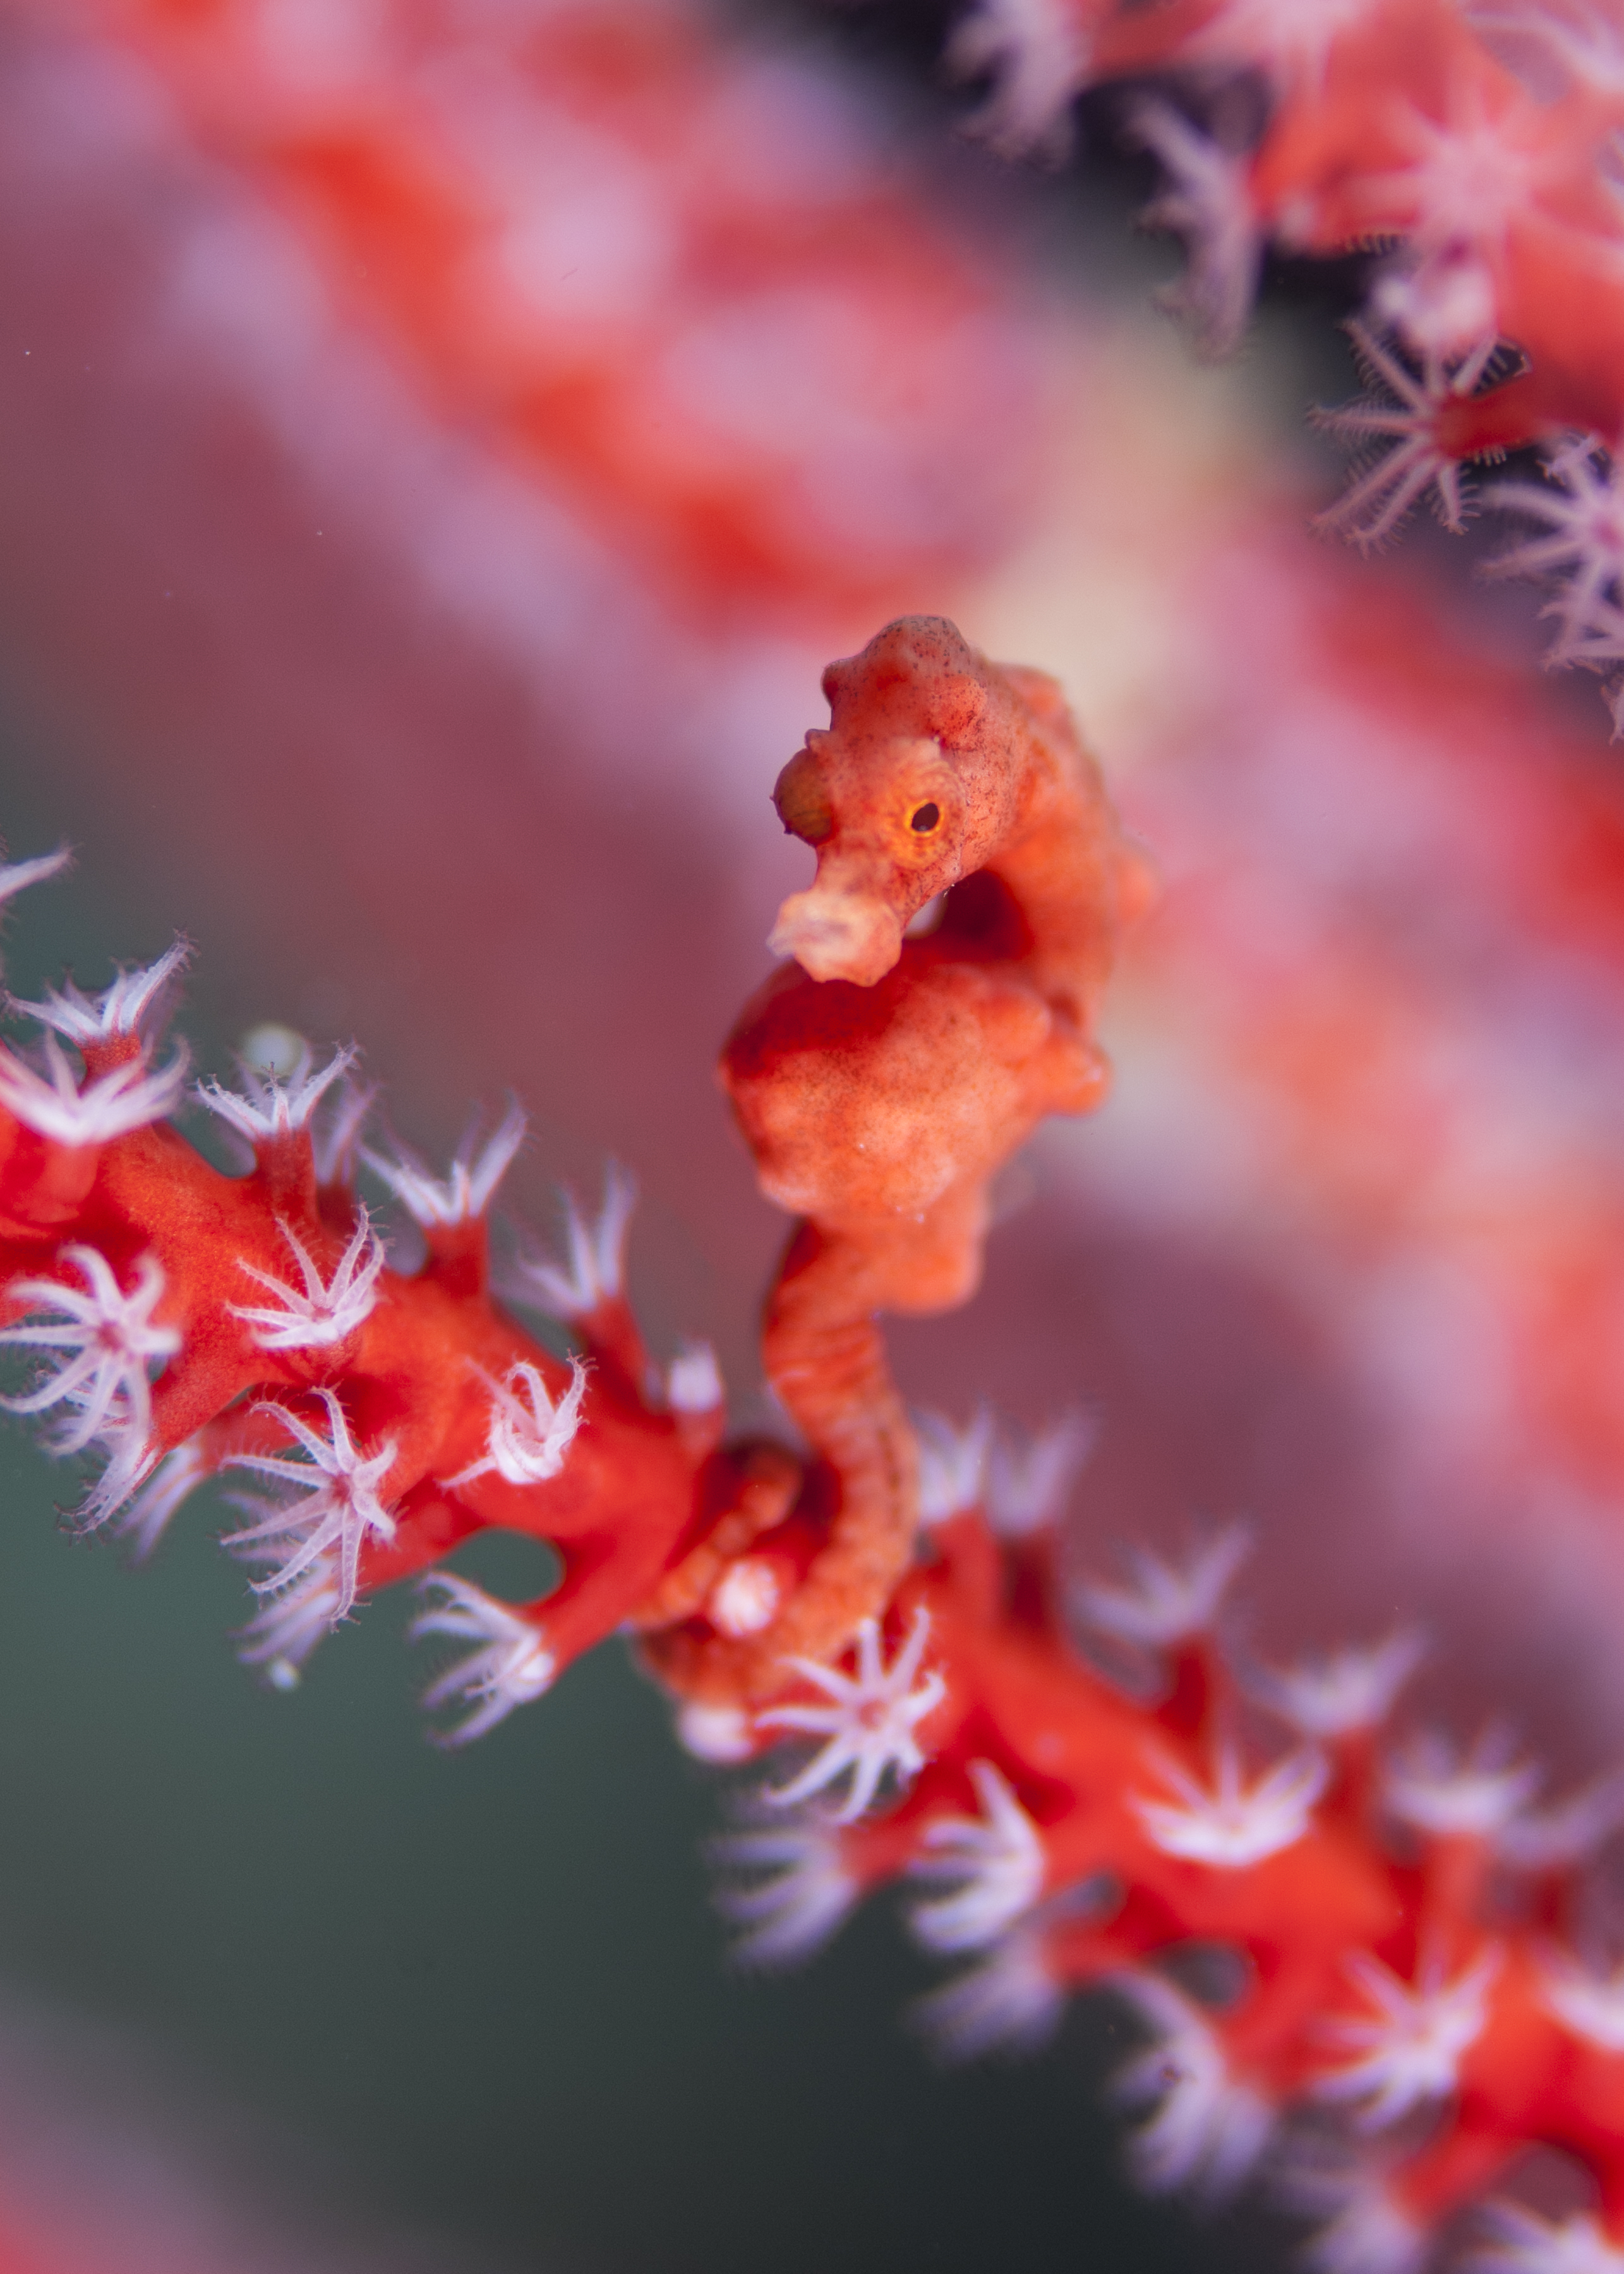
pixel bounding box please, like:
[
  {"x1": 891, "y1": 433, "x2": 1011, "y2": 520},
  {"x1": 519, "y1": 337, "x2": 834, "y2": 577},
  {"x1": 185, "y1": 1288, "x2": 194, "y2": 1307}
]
[
  {"x1": 52, "y1": 0, "x2": 1035, "y2": 623},
  {"x1": 1121, "y1": 544, "x2": 1624, "y2": 1531},
  {"x1": 899, "y1": 0, "x2": 1624, "y2": 730}
]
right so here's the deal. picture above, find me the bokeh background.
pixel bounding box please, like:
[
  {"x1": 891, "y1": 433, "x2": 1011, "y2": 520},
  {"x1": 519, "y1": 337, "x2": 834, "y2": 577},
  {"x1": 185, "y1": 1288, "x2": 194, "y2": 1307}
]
[{"x1": 2, "y1": 3, "x2": 1624, "y2": 2268}]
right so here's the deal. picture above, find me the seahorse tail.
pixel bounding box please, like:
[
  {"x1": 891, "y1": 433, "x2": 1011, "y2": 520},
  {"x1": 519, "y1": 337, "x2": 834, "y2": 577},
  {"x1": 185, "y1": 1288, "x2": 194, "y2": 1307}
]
[{"x1": 639, "y1": 1218, "x2": 922, "y2": 1705}]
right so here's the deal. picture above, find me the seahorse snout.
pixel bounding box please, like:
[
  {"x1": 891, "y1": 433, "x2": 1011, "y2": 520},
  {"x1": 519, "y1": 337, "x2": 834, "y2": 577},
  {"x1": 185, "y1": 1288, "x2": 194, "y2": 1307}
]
[{"x1": 768, "y1": 885, "x2": 903, "y2": 986}]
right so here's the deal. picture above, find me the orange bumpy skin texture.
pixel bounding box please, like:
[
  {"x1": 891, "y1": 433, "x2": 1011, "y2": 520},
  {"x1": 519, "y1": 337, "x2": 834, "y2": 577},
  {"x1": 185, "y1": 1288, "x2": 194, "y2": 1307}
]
[{"x1": 4, "y1": 625, "x2": 1623, "y2": 2273}]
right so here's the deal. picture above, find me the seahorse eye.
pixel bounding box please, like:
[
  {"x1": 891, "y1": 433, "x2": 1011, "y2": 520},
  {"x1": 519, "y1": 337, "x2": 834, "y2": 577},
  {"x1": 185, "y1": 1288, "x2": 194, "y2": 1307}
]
[{"x1": 910, "y1": 802, "x2": 941, "y2": 834}]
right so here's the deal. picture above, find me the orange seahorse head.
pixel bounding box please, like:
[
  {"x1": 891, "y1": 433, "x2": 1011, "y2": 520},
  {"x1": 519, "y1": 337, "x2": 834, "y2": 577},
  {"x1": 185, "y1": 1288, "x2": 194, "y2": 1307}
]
[{"x1": 767, "y1": 616, "x2": 1028, "y2": 985}]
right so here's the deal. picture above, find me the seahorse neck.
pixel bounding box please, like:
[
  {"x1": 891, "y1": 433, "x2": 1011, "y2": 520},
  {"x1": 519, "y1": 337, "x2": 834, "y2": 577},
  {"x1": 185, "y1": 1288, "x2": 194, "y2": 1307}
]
[{"x1": 981, "y1": 736, "x2": 1122, "y2": 1028}]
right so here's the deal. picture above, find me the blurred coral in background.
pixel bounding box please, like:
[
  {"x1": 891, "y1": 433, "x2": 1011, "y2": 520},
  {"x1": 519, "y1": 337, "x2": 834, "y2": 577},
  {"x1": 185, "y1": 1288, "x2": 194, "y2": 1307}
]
[
  {"x1": 6, "y1": 2, "x2": 1624, "y2": 2273},
  {"x1": 69, "y1": 0, "x2": 1033, "y2": 622}
]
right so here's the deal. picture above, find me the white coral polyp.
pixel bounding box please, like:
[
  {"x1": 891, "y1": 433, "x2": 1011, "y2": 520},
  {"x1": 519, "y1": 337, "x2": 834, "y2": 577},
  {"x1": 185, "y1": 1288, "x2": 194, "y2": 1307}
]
[
  {"x1": 310, "y1": 1073, "x2": 376, "y2": 1189},
  {"x1": 0, "y1": 1246, "x2": 179, "y2": 1496},
  {"x1": 507, "y1": 1162, "x2": 637, "y2": 1319},
  {"x1": 908, "y1": 1760, "x2": 1045, "y2": 1952},
  {"x1": 0, "y1": 1032, "x2": 190, "y2": 1146},
  {"x1": 1311, "y1": 321, "x2": 1493, "y2": 549},
  {"x1": 711, "y1": 1815, "x2": 858, "y2": 1968},
  {"x1": 1384, "y1": 1728, "x2": 1543, "y2": 1838},
  {"x1": 1484, "y1": 441, "x2": 1624, "y2": 666},
  {"x1": 759, "y1": 1606, "x2": 947, "y2": 1824},
  {"x1": 1471, "y1": 2205, "x2": 1624, "y2": 2274},
  {"x1": 229, "y1": 1210, "x2": 385, "y2": 1351},
  {"x1": 222, "y1": 1390, "x2": 398, "y2": 1622},
  {"x1": 236, "y1": 1553, "x2": 343, "y2": 1690},
  {"x1": 12, "y1": 938, "x2": 190, "y2": 1051},
  {"x1": 943, "y1": 0, "x2": 1092, "y2": 164},
  {"x1": 913, "y1": 1928, "x2": 1065, "y2": 2062},
  {"x1": 1180, "y1": 0, "x2": 1383, "y2": 94},
  {"x1": 985, "y1": 1411, "x2": 1093, "y2": 1537},
  {"x1": 1316, "y1": 1943, "x2": 1501, "y2": 2129},
  {"x1": 675, "y1": 1700, "x2": 754, "y2": 1765},
  {"x1": 411, "y1": 1571, "x2": 555, "y2": 1745},
  {"x1": 1112, "y1": 1972, "x2": 1275, "y2": 2201},
  {"x1": 443, "y1": 1357, "x2": 587, "y2": 1489},
  {"x1": 1130, "y1": 99, "x2": 1263, "y2": 359},
  {"x1": 1539, "y1": 1947, "x2": 1624, "y2": 2053},
  {"x1": 1249, "y1": 1628, "x2": 1426, "y2": 1740},
  {"x1": 361, "y1": 1100, "x2": 527, "y2": 1227},
  {"x1": 0, "y1": 847, "x2": 69, "y2": 913},
  {"x1": 1364, "y1": 90, "x2": 1542, "y2": 270},
  {"x1": 111, "y1": 1436, "x2": 207, "y2": 1558},
  {"x1": 665, "y1": 1339, "x2": 723, "y2": 1416},
  {"x1": 1133, "y1": 1742, "x2": 1327, "y2": 1868},
  {"x1": 196, "y1": 1040, "x2": 358, "y2": 1145},
  {"x1": 706, "y1": 1557, "x2": 781, "y2": 1639},
  {"x1": 913, "y1": 1404, "x2": 994, "y2": 1525},
  {"x1": 1296, "y1": 2173, "x2": 1429, "y2": 2274},
  {"x1": 1372, "y1": 244, "x2": 1498, "y2": 363},
  {"x1": 1499, "y1": 1770, "x2": 1624, "y2": 1870},
  {"x1": 1077, "y1": 1525, "x2": 1251, "y2": 1650}
]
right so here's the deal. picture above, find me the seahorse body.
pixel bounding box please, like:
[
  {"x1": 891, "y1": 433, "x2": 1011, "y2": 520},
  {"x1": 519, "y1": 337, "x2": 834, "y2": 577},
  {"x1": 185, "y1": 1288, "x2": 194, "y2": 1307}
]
[{"x1": 642, "y1": 617, "x2": 1150, "y2": 1705}]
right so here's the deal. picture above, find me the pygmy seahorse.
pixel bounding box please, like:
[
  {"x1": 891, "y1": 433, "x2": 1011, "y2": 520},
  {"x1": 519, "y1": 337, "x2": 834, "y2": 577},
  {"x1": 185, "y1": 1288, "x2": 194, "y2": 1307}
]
[{"x1": 640, "y1": 617, "x2": 1152, "y2": 1704}]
